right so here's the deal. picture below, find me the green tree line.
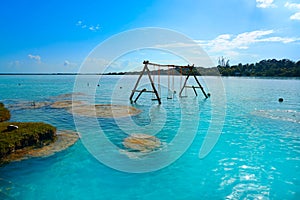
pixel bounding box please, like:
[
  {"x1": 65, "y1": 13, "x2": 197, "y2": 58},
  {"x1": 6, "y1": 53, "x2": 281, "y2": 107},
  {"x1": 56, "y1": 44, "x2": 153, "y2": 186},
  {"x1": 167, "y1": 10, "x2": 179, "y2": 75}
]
[
  {"x1": 108, "y1": 58, "x2": 300, "y2": 77},
  {"x1": 217, "y1": 59, "x2": 300, "y2": 77}
]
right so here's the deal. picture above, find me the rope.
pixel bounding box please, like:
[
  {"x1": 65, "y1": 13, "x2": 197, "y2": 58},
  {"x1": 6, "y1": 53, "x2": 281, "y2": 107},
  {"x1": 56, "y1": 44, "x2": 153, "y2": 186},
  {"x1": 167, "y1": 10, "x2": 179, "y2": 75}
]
[
  {"x1": 158, "y1": 66, "x2": 161, "y2": 97},
  {"x1": 152, "y1": 66, "x2": 155, "y2": 83},
  {"x1": 167, "y1": 66, "x2": 171, "y2": 98},
  {"x1": 167, "y1": 66, "x2": 170, "y2": 92},
  {"x1": 152, "y1": 66, "x2": 155, "y2": 98},
  {"x1": 180, "y1": 67, "x2": 183, "y2": 90},
  {"x1": 172, "y1": 67, "x2": 175, "y2": 93}
]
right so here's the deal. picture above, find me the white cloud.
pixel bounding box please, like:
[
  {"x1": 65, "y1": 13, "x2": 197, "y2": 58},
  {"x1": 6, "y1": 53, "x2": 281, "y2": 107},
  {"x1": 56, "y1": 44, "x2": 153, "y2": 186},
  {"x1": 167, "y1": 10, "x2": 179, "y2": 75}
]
[
  {"x1": 256, "y1": 0, "x2": 275, "y2": 8},
  {"x1": 89, "y1": 24, "x2": 100, "y2": 31},
  {"x1": 64, "y1": 60, "x2": 77, "y2": 67},
  {"x1": 196, "y1": 30, "x2": 300, "y2": 64},
  {"x1": 76, "y1": 20, "x2": 101, "y2": 31},
  {"x1": 285, "y1": 2, "x2": 300, "y2": 21},
  {"x1": 76, "y1": 20, "x2": 83, "y2": 26},
  {"x1": 199, "y1": 30, "x2": 273, "y2": 52},
  {"x1": 285, "y1": 2, "x2": 300, "y2": 9},
  {"x1": 28, "y1": 54, "x2": 41, "y2": 63},
  {"x1": 9, "y1": 60, "x2": 21, "y2": 67},
  {"x1": 139, "y1": 29, "x2": 299, "y2": 66},
  {"x1": 64, "y1": 60, "x2": 70, "y2": 66},
  {"x1": 290, "y1": 12, "x2": 300, "y2": 20},
  {"x1": 155, "y1": 42, "x2": 199, "y2": 48},
  {"x1": 257, "y1": 36, "x2": 296, "y2": 43},
  {"x1": 149, "y1": 29, "x2": 300, "y2": 66},
  {"x1": 199, "y1": 30, "x2": 299, "y2": 53}
]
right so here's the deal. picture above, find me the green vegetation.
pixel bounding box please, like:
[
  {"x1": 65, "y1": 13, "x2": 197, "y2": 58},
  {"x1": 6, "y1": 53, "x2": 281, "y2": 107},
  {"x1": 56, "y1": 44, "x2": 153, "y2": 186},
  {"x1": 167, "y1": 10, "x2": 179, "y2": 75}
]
[
  {"x1": 0, "y1": 103, "x2": 57, "y2": 160},
  {"x1": 217, "y1": 59, "x2": 300, "y2": 77},
  {"x1": 0, "y1": 122, "x2": 56, "y2": 159},
  {"x1": 110, "y1": 59, "x2": 300, "y2": 77},
  {"x1": 0, "y1": 103, "x2": 11, "y2": 122}
]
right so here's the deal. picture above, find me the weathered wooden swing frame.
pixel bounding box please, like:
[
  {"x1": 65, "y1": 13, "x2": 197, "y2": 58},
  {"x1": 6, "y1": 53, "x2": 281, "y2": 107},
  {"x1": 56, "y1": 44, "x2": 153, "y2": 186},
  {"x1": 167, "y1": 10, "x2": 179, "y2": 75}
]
[{"x1": 129, "y1": 60, "x2": 208, "y2": 104}]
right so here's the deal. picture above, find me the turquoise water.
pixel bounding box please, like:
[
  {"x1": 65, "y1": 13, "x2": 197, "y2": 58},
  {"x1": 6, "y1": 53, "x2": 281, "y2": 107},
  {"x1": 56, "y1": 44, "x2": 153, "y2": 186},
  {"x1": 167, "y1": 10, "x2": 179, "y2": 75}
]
[{"x1": 0, "y1": 75, "x2": 300, "y2": 199}]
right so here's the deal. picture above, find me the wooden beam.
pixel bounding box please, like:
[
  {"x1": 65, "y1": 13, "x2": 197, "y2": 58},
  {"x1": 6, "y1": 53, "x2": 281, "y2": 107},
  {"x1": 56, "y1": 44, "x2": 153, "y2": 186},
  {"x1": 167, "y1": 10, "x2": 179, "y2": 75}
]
[
  {"x1": 179, "y1": 74, "x2": 190, "y2": 97},
  {"x1": 134, "y1": 88, "x2": 146, "y2": 103},
  {"x1": 145, "y1": 63, "x2": 161, "y2": 104},
  {"x1": 144, "y1": 60, "x2": 193, "y2": 69},
  {"x1": 192, "y1": 86, "x2": 198, "y2": 96},
  {"x1": 193, "y1": 74, "x2": 208, "y2": 98}
]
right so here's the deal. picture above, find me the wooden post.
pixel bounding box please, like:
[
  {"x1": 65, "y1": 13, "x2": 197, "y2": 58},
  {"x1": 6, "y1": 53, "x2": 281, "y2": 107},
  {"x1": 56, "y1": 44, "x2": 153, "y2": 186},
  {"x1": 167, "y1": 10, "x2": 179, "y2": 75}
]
[
  {"x1": 192, "y1": 86, "x2": 198, "y2": 96},
  {"x1": 179, "y1": 66, "x2": 208, "y2": 98},
  {"x1": 134, "y1": 88, "x2": 147, "y2": 103},
  {"x1": 179, "y1": 72, "x2": 190, "y2": 97},
  {"x1": 145, "y1": 63, "x2": 161, "y2": 104},
  {"x1": 129, "y1": 63, "x2": 147, "y2": 103},
  {"x1": 193, "y1": 74, "x2": 208, "y2": 98}
]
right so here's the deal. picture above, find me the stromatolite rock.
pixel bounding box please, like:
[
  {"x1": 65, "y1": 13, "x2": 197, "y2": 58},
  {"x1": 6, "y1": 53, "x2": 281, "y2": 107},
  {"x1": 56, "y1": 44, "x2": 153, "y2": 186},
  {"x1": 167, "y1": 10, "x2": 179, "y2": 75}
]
[
  {"x1": 123, "y1": 134, "x2": 161, "y2": 153},
  {"x1": 50, "y1": 100, "x2": 86, "y2": 108},
  {"x1": 1, "y1": 130, "x2": 79, "y2": 163},
  {"x1": 69, "y1": 104, "x2": 141, "y2": 118}
]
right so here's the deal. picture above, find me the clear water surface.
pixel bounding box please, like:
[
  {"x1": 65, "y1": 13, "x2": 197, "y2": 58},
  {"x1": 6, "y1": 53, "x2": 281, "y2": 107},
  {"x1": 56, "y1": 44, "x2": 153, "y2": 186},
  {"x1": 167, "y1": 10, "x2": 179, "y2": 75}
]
[{"x1": 0, "y1": 75, "x2": 299, "y2": 199}]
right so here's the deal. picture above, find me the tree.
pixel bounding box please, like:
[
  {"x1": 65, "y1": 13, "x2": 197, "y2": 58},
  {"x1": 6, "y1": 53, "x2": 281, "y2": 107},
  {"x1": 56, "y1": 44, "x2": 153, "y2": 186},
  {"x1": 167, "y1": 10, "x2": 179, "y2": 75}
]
[{"x1": 218, "y1": 56, "x2": 230, "y2": 67}]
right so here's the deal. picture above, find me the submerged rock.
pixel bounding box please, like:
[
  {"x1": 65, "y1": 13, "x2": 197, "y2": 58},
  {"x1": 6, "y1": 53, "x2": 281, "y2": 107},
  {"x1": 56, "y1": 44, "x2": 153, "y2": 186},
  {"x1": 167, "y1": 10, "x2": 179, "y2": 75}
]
[
  {"x1": 8, "y1": 101, "x2": 51, "y2": 110},
  {"x1": 123, "y1": 133, "x2": 161, "y2": 153},
  {"x1": 50, "y1": 100, "x2": 86, "y2": 109},
  {"x1": 53, "y1": 92, "x2": 87, "y2": 99},
  {"x1": 69, "y1": 104, "x2": 141, "y2": 118}
]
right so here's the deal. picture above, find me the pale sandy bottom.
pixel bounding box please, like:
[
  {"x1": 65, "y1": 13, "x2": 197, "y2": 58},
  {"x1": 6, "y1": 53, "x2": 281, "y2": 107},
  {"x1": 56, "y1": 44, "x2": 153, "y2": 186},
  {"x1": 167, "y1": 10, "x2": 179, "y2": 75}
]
[
  {"x1": 68, "y1": 104, "x2": 141, "y2": 118},
  {"x1": 8, "y1": 101, "x2": 52, "y2": 110},
  {"x1": 6, "y1": 93, "x2": 141, "y2": 119},
  {"x1": 7, "y1": 92, "x2": 88, "y2": 110},
  {"x1": 52, "y1": 92, "x2": 87, "y2": 99},
  {"x1": 50, "y1": 100, "x2": 86, "y2": 108}
]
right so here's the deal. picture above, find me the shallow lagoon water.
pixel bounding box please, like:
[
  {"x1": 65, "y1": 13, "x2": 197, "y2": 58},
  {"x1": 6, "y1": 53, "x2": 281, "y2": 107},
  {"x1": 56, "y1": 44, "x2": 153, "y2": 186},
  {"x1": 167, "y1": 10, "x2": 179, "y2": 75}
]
[{"x1": 0, "y1": 75, "x2": 300, "y2": 199}]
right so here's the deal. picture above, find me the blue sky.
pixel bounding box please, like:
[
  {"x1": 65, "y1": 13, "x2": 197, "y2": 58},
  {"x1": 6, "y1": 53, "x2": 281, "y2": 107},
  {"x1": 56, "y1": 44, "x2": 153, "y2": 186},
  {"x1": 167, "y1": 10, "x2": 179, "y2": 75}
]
[{"x1": 0, "y1": 0, "x2": 299, "y2": 73}]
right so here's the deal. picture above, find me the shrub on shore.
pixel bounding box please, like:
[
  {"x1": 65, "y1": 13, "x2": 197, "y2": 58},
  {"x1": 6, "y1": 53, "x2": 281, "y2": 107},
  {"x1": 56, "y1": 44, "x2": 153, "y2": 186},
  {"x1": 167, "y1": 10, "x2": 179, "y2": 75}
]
[
  {"x1": 0, "y1": 102, "x2": 11, "y2": 122},
  {"x1": 0, "y1": 122, "x2": 57, "y2": 159},
  {"x1": 0, "y1": 103, "x2": 57, "y2": 160}
]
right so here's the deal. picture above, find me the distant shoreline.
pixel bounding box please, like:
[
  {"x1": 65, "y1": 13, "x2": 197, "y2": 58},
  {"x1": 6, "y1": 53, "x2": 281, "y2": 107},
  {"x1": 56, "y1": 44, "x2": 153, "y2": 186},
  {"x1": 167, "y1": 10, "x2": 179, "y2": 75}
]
[
  {"x1": 0, "y1": 73, "x2": 300, "y2": 78},
  {"x1": 0, "y1": 73, "x2": 102, "y2": 75},
  {"x1": 1, "y1": 58, "x2": 299, "y2": 77}
]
